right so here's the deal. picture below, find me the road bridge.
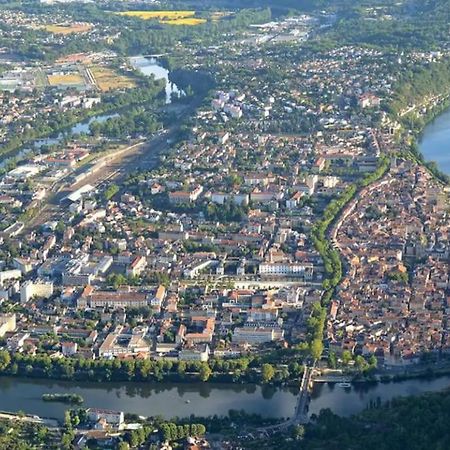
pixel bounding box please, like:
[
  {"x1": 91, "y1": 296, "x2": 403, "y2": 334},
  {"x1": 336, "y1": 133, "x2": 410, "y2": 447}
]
[{"x1": 257, "y1": 365, "x2": 314, "y2": 435}]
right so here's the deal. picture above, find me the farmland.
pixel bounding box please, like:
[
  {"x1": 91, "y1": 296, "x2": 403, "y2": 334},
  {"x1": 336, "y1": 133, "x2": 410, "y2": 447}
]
[
  {"x1": 90, "y1": 66, "x2": 136, "y2": 92},
  {"x1": 116, "y1": 10, "x2": 207, "y2": 25},
  {"x1": 116, "y1": 10, "x2": 196, "y2": 20},
  {"x1": 160, "y1": 18, "x2": 207, "y2": 26}
]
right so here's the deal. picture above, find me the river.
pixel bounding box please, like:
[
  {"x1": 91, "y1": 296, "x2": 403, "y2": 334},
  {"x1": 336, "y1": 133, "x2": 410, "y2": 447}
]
[
  {"x1": 0, "y1": 377, "x2": 297, "y2": 420},
  {"x1": 418, "y1": 107, "x2": 450, "y2": 175},
  {"x1": 2, "y1": 374, "x2": 450, "y2": 421},
  {"x1": 129, "y1": 56, "x2": 183, "y2": 104}
]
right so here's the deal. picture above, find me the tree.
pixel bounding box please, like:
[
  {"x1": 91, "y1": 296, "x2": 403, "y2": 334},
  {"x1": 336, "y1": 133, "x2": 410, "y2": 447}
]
[
  {"x1": 292, "y1": 424, "x2": 305, "y2": 440},
  {"x1": 118, "y1": 442, "x2": 130, "y2": 450},
  {"x1": 342, "y1": 350, "x2": 353, "y2": 366},
  {"x1": 177, "y1": 361, "x2": 186, "y2": 376},
  {"x1": 0, "y1": 350, "x2": 10, "y2": 371},
  {"x1": 355, "y1": 355, "x2": 369, "y2": 373},
  {"x1": 368, "y1": 354, "x2": 378, "y2": 369},
  {"x1": 261, "y1": 363, "x2": 275, "y2": 383},
  {"x1": 328, "y1": 351, "x2": 337, "y2": 369},
  {"x1": 196, "y1": 424, "x2": 206, "y2": 436},
  {"x1": 198, "y1": 363, "x2": 212, "y2": 382},
  {"x1": 310, "y1": 338, "x2": 324, "y2": 361}
]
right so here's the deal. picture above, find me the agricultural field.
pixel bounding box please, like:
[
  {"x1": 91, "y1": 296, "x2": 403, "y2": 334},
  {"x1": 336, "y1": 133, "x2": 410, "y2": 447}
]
[
  {"x1": 90, "y1": 66, "x2": 136, "y2": 92},
  {"x1": 42, "y1": 23, "x2": 92, "y2": 34},
  {"x1": 47, "y1": 73, "x2": 84, "y2": 86},
  {"x1": 116, "y1": 10, "x2": 206, "y2": 25},
  {"x1": 160, "y1": 17, "x2": 207, "y2": 25}
]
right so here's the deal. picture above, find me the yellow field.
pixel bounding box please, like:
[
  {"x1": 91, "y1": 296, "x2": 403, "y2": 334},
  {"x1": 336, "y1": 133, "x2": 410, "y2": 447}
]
[
  {"x1": 117, "y1": 10, "x2": 195, "y2": 20},
  {"x1": 160, "y1": 18, "x2": 207, "y2": 26},
  {"x1": 43, "y1": 24, "x2": 92, "y2": 34},
  {"x1": 90, "y1": 66, "x2": 136, "y2": 92},
  {"x1": 48, "y1": 73, "x2": 84, "y2": 86}
]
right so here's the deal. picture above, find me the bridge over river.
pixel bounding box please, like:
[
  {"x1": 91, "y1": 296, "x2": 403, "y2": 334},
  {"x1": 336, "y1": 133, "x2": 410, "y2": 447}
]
[{"x1": 257, "y1": 365, "x2": 315, "y2": 434}]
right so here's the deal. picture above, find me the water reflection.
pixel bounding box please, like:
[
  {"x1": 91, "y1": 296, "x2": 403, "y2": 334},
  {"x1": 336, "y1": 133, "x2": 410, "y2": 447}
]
[{"x1": 129, "y1": 56, "x2": 183, "y2": 104}]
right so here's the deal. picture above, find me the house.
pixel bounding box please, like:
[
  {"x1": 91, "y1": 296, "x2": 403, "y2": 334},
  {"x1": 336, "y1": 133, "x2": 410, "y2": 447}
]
[
  {"x1": 0, "y1": 313, "x2": 16, "y2": 337},
  {"x1": 150, "y1": 285, "x2": 166, "y2": 308},
  {"x1": 126, "y1": 255, "x2": 147, "y2": 277},
  {"x1": 169, "y1": 186, "x2": 203, "y2": 204},
  {"x1": 87, "y1": 408, "x2": 124, "y2": 428},
  {"x1": 359, "y1": 92, "x2": 381, "y2": 108},
  {"x1": 61, "y1": 341, "x2": 78, "y2": 356}
]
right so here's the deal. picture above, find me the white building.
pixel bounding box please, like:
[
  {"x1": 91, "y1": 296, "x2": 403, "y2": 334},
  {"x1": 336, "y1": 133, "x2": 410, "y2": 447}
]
[
  {"x1": 0, "y1": 313, "x2": 16, "y2": 337},
  {"x1": 20, "y1": 280, "x2": 54, "y2": 303},
  {"x1": 259, "y1": 263, "x2": 313, "y2": 278},
  {"x1": 87, "y1": 408, "x2": 124, "y2": 427}
]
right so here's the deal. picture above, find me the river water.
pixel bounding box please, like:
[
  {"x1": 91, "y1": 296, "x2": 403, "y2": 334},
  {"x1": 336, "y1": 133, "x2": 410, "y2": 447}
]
[
  {"x1": 129, "y1": 56, "x2": 182, "y2": 104},
  {"x1": 419, "y1": 107, "x2": 450, "y2": 175},
  {"x1": 2, "y1": 374, "x2": 450, "y2": 421},
  {"x1": 0, "y1": 377, "x2": 297, "y2": 420}
]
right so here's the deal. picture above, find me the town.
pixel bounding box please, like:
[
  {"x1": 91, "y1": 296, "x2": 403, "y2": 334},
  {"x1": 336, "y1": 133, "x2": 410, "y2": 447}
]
[{"x1": 0, "y1": 0, "x2": 449, "y2": 449}]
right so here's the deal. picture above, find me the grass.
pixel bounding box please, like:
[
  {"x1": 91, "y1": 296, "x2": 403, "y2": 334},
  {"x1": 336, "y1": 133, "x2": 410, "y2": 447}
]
[
  {"x1": 43, "y1": 24, "x2": 92, "y2": 35},
  {"x1": 90, "y1": 66, "x2": 136, "y2": 92},
  {"x1": 47, "y1": 73, "x2": 84, "y2": 86}
]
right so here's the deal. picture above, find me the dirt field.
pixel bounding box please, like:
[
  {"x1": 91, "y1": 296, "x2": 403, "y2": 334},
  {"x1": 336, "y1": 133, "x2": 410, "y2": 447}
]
[{"x1": 47, "y1": 73, "x2": 84, "y2": 86}]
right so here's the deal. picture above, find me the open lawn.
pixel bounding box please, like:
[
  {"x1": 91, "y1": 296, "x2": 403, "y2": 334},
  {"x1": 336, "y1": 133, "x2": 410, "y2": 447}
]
[
  {"x1": 48, "y1": 73, "x2": 84, "y2": 86},
  {"x1": 43, "y1": 24, "x2": 92, "y2": 34},
  {"x1": 90, "y1": 66, "x2": 136, "y2": 92}
]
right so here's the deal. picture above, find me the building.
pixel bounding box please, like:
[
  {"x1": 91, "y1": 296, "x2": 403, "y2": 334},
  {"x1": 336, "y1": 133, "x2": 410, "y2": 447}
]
[
  {"x1": 0, "y1": 270, "x2": 21, "y2": 284},
  {"x1": 150, "y1": 285, "x2": 166, "y2": 308},
  {"x1": 61, "y1": 341, "x2": 78, "y2": 356},
  {"x1": 86, "y1": 408, "x2": 124, "y2": 427},
  {"x1": 169, "y1": 185, "x2": 203, "y2": 204},
  {"x1": 233, "y1": 324, "x2": 284, "y2": 345},
  {"x1": 259, "y1": 263, "x2": 313, "y2": 278},
  {"x1": 20, "y1": 280, "x2": 54, "y2": 303},
  {"x1": 179, "y1": 344, "x2": 210, "y2": 362},
  {"x1": 0, "y1": 313, "x2": 16, "y2": 337},
  {"x1": 126, "y1": 255, "x2": 147, "y2": 277},
  {"x1": 79, "y1": 288, "x2": 148, "y2": 309}
]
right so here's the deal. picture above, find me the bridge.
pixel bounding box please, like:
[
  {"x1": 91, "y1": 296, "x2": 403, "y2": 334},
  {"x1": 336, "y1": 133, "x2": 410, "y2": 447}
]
[{"x1": 257, "y1": 365, "x2": 315, "y2": 434}]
